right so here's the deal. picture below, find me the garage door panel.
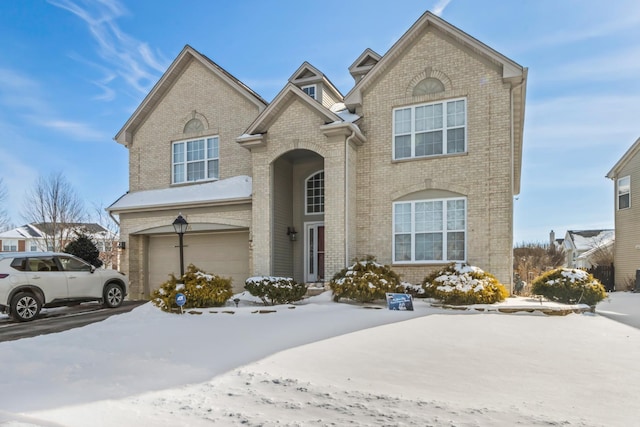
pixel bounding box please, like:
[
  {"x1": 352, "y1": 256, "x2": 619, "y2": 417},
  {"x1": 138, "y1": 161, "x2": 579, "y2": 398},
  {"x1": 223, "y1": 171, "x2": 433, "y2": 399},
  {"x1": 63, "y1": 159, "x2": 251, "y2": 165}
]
[{"x1": 148, "y1": 231, "x2": 249, "y2": 295}]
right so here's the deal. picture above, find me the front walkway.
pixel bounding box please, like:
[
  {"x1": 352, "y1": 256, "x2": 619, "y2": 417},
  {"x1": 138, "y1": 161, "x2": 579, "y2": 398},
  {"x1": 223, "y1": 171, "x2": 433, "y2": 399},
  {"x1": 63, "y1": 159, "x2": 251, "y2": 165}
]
[{"x1": 596, "y1": 291, "x2": 640, "y2": 329}]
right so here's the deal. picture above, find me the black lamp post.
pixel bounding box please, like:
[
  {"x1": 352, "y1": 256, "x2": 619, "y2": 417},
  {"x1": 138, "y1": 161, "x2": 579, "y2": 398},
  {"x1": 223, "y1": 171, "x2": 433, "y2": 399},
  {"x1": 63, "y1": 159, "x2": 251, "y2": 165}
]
[{"x1": 172, "y1": 213, "x2": 188, "y2": 277}]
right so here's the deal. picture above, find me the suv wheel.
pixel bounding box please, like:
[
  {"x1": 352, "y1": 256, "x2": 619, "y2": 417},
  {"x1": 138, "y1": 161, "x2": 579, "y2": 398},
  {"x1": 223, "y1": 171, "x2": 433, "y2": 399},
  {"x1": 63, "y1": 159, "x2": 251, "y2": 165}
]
[
  {"x1": 103, "y1": 283, "x2": 124, "y2": 308},
  {"x1": 11, "y1": 292, "x2": 42, "y2": 322}
]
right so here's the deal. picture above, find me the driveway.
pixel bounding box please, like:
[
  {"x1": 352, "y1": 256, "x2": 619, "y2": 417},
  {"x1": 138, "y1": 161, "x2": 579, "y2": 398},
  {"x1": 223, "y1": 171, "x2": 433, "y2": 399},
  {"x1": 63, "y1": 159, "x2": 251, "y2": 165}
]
[
  {"x1": 596, "y1": 292, "x2": 640, "y2": 329},
  {"x1": 0, "y1": 300, "x2": 146, "y2": 342}
]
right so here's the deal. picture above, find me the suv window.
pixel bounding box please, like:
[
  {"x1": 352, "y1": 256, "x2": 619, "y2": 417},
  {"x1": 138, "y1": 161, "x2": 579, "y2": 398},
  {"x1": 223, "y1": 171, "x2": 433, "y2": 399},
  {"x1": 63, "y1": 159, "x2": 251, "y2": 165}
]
[
  {"x1": 28, "y1": 257, "x2": 60, "y2": 272},
  {"x1": 10, "y1": 257, "x2": 27, "y2": 271},
  {"x1": 58, "y1": 256, "x2": 92, "y2": 272}
]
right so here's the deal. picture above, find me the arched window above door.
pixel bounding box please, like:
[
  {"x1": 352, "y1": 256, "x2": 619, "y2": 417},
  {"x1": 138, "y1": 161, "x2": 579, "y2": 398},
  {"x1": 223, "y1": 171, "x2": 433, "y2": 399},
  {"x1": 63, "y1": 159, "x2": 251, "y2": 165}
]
[{"x1": 305, "y1": 170, "x2": 324, "y2": 214}]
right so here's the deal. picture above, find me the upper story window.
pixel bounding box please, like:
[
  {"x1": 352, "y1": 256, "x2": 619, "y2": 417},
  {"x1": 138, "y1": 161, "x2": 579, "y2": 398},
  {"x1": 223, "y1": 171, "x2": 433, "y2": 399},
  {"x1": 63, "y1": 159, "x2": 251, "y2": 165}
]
[
  {"x1": 172, "y1": 136, "x2": 219, "y2": 184},
  {"x1": 393, "y1": 197, "x2": 466, "y2": 263},
  {"x1": 618, "y1": 176, "x2": 630, "y2": 209},
  {"x1": 393, "y1": 98, "x2": 466, "y2": 160},
  {"x1": 306, "y1": 171, "x2": 324, "y2": 214},
  {"x1": 2, "y1": 239, "x2": 18, "y2": 251},
  {"x1": 301, "y1": 84, "x2": 317, "y2": 100}
]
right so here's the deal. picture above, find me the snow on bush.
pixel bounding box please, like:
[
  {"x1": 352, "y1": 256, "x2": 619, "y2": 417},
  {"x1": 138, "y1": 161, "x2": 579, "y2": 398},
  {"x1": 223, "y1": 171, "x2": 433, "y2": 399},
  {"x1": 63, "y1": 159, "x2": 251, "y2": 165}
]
[
  {"x1": 329, "y1": 256, "x2": 405, "y2": 303},
  {"x1": 151, "y1": 264, "x2": 233, "y2": 312},
  {"x1": 531, "y1": 268, "x2": 607, "y2": 306},
  {"x1": 422, "y1": 263, "x2": 508, "y2": 305},
  {"x1": 244, "y1": 276, "x2": 307, "y2": 306}
]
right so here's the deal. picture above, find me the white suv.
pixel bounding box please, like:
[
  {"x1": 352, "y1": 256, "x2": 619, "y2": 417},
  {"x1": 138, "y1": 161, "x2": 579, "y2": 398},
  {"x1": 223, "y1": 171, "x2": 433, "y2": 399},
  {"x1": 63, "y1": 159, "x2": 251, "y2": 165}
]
[{"x1": 0, "y1": 252, "x2": 128, "y2": 322}]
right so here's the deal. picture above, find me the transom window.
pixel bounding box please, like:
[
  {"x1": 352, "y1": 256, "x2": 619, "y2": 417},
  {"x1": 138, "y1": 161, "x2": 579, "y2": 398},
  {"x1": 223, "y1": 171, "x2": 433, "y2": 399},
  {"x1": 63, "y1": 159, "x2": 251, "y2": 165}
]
[
  {"x1": 393, "y1": 198, "x2": 466, "y2": 263},
  {"x1": 306, "y1": 171, "x2": 324, "y2": 214},
  {"x1": 172, "y1": 136, "x2": 219, "y2": 184},
  {"x1": 302, "y1": 84, "x2": 317, "y2": 100},
  {"x1": 618, "y1": 176, "x2": 630, "y2": 210},
  {"x1": 393, "y1": 98, "x2": 466, "y2": 160}
]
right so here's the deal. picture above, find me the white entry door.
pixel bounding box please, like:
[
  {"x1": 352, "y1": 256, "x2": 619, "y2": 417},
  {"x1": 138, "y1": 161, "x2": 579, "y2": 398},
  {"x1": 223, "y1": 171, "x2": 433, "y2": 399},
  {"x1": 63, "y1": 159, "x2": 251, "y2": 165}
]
[{"x1": 305, "y1": 222, "x2": 325, "y2": 282}]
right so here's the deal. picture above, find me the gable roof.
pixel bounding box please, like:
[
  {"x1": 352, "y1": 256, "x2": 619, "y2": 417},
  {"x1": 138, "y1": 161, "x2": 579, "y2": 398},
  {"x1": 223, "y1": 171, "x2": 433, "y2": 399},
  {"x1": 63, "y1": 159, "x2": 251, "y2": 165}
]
[
  {"x1": 565, "y1": 229, "x2": 614, "y2": 252},
  {"x1": 343, "y1": 10, "x2": 527, "y2": 195},
  {"x1": 288, "y1": 61, "x2": 344, "y2": 102},
  {"x1": 114, "y1": 45, "x2": 268, "y2": 147},
  {"x1": 348, "y1": 48, "x2": 382, "y2": 82},
  {"x1": 607, "y1": 136, "x2": 640, "y2": 179},
  {"x1": 241, "y1": 83, "x2": 343, "y2": 136}
]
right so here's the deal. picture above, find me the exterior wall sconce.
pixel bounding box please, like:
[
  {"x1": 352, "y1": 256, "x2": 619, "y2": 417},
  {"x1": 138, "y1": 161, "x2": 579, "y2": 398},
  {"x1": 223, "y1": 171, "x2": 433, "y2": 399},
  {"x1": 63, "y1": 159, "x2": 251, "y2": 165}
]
[
  {"x1": 287, "y1": 226, "x2": 298, "y2": 241},
  {"x1": 117, "y1": 241, "x2": 126, "y2": 250}
]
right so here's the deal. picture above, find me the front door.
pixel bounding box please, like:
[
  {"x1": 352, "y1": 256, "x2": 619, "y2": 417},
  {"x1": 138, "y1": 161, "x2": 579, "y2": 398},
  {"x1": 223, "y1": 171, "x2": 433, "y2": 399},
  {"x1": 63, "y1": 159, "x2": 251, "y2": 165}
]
[{"x1": 305, "y1": 222, "x2": 325, "y2": 282}]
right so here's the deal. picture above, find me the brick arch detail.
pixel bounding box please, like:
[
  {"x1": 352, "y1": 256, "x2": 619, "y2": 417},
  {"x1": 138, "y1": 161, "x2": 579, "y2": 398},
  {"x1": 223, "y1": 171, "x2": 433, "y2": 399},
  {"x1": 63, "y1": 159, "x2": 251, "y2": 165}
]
[
  {"x1": 179, "y1": 110, "x2": 210, "y2": 134},
  {"x1": 406, "y1": 67, "x2": 453, "y2": 98},
  {"x1": 390, "y1": 178, "x2": 468, "y2": 201}
]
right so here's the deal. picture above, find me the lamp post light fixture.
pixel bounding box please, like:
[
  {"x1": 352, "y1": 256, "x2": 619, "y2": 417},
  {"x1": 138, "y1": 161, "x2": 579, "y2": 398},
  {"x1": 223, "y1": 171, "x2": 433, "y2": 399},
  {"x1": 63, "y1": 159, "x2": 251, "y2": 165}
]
[{"x1": 172, "y1": 213, "x2": 188, "y2": 278}]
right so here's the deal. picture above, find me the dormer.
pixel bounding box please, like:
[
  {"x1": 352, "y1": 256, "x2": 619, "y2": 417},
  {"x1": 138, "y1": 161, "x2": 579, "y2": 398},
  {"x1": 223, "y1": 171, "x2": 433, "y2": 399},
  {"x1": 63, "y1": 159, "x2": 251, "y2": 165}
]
[
  {"x1": 348, "y1": 48, "x2": 381, "y2": 83},
  {"x1": 289, "y1": 62, "x2": 343, "y2": 109}
]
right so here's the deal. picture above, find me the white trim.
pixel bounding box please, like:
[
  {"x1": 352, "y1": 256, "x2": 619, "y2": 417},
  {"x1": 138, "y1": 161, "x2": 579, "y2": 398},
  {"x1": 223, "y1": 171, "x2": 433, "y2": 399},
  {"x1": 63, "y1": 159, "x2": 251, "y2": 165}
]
[
  {"x1": 392, "y1": 197, "x2": 467, "y2": 264},
  {"x1": 171, "y1": 135, "x2": 219, "y2": 184},
  {"x1": 301, "y1": 84, "x2": 317, "y2": 100},
  {"x1": 392, "y1": 97, "x2": 467, "y2": 160},
  {"x1": 304, "y1": 221, "x2": 324, "y2": 282},
  {"x1": 304, "y1": 170, "x2": 325, "y2": 215},
  {"x1": 617, "y1": 176, "x2": 631, "y2": 210}
]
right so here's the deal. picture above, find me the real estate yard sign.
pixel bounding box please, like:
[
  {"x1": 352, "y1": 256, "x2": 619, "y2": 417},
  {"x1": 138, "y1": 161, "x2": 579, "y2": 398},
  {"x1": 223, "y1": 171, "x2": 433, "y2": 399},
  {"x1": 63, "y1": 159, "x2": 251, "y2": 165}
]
[{"x1": 386, "y1": 293, "x2": 414, "y2": 311}]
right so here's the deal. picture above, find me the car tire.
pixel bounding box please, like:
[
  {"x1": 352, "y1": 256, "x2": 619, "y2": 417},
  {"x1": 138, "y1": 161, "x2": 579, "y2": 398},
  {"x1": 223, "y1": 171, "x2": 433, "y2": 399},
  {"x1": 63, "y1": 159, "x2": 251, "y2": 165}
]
[
  {"x1": 103, "y1": 283, "x2": 124, "y2": 308},
  {"x1": 11, "y1": 292, "x2": 42, "y2": 322}
]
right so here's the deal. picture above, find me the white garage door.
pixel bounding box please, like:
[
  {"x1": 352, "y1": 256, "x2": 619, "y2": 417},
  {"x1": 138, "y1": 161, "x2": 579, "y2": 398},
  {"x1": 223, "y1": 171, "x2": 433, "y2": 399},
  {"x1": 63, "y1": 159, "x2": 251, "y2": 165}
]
[{"x1": 148, "y1": 231, "x2": 250, "y2": 294}]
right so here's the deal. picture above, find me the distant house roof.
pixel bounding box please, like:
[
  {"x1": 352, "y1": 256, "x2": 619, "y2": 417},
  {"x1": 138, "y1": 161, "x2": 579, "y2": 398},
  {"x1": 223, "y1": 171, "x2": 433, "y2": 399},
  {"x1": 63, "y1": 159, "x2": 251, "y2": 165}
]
[
  {"x1": 565, "y1": 229, "x2": 614, "y2": 252},
  {"x1": 0, "y1": 223, "x2": 109, "y2": 239}
]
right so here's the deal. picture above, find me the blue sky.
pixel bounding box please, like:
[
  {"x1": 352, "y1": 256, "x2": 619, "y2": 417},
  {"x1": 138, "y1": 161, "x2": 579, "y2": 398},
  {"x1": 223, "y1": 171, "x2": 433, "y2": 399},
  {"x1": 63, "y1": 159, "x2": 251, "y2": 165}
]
[{"x1": 0, "y1": 0, "x2": 638, "y2": 243}]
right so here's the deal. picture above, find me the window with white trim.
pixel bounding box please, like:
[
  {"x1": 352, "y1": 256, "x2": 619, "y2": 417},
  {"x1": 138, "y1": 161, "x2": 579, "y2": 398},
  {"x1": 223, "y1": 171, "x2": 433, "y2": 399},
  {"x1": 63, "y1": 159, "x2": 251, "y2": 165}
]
[
  {"x1": 172, "y1": 136, "x2": 219, "y2": 184},
  {"x1": 2, "y1": 239, "x2": 18, "y2": 252},
  {"x1": 301, "y1": 84, "x2": 316, "y2": 100},
  {"x1": 618, "y1": 176, "x2": 630, "y2": 209},
  {"x1": 393, "y1": 98, "x2": 466, "y2": 160},
  {"x1": 393, "y1": 198, "x2": 466, "y2": 262},
  {"x1": 305, "y1": 171, "x2": 324, "y2": 214}
]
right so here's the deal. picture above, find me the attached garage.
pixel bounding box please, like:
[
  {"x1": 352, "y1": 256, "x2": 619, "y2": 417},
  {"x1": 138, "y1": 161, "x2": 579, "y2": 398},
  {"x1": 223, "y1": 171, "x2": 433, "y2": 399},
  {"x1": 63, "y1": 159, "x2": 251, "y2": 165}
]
[{"x1": 148, "y1": 230, "x2": 250, "y2": 293}]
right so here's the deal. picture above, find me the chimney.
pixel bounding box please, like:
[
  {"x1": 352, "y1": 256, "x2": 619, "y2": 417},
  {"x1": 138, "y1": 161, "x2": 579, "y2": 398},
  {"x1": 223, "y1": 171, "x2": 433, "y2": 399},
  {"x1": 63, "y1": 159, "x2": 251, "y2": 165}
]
[{"x1": 550, "y1": 230, "x2": 555, "y2": 246}]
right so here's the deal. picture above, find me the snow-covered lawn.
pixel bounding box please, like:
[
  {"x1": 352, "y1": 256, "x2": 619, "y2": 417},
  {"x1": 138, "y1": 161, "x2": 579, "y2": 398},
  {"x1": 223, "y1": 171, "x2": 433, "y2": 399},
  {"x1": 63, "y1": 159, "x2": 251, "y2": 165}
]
[{"x1": 1, "y1": 292, "x2": 640, "y2": 426}]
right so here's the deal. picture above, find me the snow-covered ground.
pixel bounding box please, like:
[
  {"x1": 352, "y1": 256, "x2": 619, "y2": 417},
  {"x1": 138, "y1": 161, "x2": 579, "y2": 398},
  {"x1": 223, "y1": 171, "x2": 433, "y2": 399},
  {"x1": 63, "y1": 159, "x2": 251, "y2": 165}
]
[{"x1": 1, "y1": 292, "x2": 639, "y2": 426}]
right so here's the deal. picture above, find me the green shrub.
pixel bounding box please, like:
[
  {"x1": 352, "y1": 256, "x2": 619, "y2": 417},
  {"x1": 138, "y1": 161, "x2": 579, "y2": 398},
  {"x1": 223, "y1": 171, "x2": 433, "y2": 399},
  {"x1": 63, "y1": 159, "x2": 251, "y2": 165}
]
[
  {"x1": 151, "y1": 264, "x2": 233, "y2": 312},
  {"x1": 244, "y1": 276, "x2": 307, "y2": 305},
  {"x1": 531, "y1": 268, "x2": 607, "y2": 306},
  {"x1": 329, "y1": 256, "x2": 405, "y2": 303},
  {"x1": 422, "y1": 263, "x2": 509, "y2": 305}
]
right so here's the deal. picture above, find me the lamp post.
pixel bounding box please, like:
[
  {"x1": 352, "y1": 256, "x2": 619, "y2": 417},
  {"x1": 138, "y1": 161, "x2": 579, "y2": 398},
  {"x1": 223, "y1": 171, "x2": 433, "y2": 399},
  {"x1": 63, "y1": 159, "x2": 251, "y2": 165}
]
[{"x1": 172, "y1": 213, "x2": 188, "y2": 278}]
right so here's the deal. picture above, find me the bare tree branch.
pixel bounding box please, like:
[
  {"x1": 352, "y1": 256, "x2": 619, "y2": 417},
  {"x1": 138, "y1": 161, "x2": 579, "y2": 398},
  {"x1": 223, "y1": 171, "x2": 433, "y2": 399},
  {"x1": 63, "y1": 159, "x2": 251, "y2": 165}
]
[{"x1": 21, "y1": 172, "x2": 86, "y2": 251}]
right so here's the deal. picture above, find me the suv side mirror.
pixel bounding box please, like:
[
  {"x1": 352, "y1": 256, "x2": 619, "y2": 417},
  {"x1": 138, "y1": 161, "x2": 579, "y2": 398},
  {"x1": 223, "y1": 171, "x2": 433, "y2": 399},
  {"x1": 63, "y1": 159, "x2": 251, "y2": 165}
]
[{"x1": 90, "y1": 265, "x2": 96, "y2": 274}]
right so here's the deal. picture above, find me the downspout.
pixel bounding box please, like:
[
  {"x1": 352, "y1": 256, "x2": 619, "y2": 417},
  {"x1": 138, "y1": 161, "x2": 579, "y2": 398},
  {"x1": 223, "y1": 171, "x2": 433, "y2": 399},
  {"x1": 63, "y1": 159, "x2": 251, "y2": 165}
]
[
  {"x1": 345, "y1": 127, "x2": 357, "y2": 267},
  {"x1": 510, "y1": 77, "x2": 525, "y2": 295}
]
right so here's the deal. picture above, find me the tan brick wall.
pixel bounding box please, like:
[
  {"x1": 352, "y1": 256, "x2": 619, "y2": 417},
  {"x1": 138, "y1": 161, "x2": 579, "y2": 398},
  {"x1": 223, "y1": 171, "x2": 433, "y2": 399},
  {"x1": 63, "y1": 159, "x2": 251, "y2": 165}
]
[
  {"x1": 129, "y1": 59, "x2": 260, "y2": 192},
  {"x1": 354, "y1": 26, "x2": 515, "y2": 286}
]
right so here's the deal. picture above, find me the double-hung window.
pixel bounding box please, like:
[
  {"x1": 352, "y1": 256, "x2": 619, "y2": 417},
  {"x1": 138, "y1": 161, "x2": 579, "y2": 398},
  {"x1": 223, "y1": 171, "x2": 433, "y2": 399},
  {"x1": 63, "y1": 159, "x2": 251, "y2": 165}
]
[
  {"x1": 2, "y1": 239, "x2": 18, "y2": 252},
  {"x1": 172, "y1": 137, "x2": 219, "y2": 184},
  {"x1": 393, "y1": 98, "x2": 466, "y2": 159},
  {"x1": 393, "y1": 198, "x2": 466, "y2": 263},
  {"x1": 618, "y1": 176, "x2": 630, "y2": 209},
  {"x1": 302, "y1": 84, "x2": 317, "y2": 100}
]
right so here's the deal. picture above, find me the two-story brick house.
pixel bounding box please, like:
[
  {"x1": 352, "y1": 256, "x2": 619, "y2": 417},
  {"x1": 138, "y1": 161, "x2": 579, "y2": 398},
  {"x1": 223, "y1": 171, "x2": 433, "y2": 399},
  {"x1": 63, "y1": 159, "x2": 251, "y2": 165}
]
[{"x1": 108, "y1": 11, "x2": 527, "y2": 299}]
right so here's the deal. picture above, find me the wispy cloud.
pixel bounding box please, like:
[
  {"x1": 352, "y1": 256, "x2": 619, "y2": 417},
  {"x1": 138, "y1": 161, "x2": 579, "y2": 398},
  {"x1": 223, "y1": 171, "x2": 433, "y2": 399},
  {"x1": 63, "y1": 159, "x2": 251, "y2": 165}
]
[
  {"x1": 432, "y1": 0, "x2": 452, "y2": 16},
  {"x1": 39, "y1": 119, "x2": 106, "y2": 140},
  {"x1": 48, "y1": 0, "x2": 169, "y2": 98}
]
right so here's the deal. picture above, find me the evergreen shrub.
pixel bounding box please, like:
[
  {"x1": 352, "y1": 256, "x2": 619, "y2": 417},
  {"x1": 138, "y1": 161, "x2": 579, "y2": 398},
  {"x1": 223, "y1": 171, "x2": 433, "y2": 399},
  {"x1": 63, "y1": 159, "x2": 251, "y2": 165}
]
[
  {"x1": 531, "y1": 268, "x2": 607, "y2": 306},
  {"x1": 244, "y1": 276, "x2": 307, "y2": 305},
  {"x1": 422, "y1": 263, "x2": 508, "y2": 305},
  {"x1": 151, "y1": 264, "x2": 233, "y2": 312},
  {"x1": 64, "y1": 233, "x2": 103, "y2": 268},
  {"x1": 329, "y1": 256, "x2": 405, "y2": 303}
]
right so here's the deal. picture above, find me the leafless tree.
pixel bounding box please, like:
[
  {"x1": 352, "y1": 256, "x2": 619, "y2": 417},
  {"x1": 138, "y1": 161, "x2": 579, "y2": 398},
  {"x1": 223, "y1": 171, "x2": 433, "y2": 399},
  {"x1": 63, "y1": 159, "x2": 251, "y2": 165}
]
[
  {"x1": 587, "y1": 234, "x2": 614, "y2": 267},
  {"x1": 513, "y1": 242, "x2": 566, "y2": 287},
  {"x1": 21, "y1": 172, "x2": 86, "y2": 252},
  {"x1": 0, "y1": 178, "x2": 10, "y2": 231},
  {"x1": 92, "y1": 202, "x2": 120, "y2": 269}
]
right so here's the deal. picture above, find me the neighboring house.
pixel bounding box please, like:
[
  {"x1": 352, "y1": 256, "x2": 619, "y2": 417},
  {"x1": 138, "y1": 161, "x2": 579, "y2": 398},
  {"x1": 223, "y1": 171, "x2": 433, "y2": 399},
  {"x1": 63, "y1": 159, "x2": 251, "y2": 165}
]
[
  {"x1": 0, "y1": 223, "x2": 119, "y2": 269},
  {"x1": 563, "y1": 230, "x2": 614, "y2": 269},
  {"x1": 108, "y1": 11, "x2": 527, "y2": 299},
  {"x1": 607, "y1": 136, "x2": 640, "y2": 290}
]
